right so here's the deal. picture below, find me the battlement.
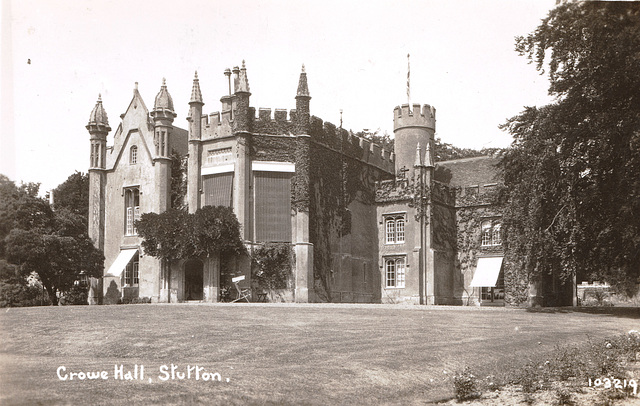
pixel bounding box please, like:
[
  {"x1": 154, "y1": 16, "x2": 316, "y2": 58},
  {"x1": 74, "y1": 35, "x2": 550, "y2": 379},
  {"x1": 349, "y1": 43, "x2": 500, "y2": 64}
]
[
  {"x1": 309, "y1": 116, "x2": 394, "y2": 173},
  {"x1": 393, "y1": 103, "x2": 436, "y2": 131},
  {"x1": 201, "y1": 110, "x2": 234, "y2": 139},
  {"x1": 256, "y1": 107, "x2": 294, "y2": 122},
  {"x1": 253, "y1": 107, "x2": 298, "y2": 136}
]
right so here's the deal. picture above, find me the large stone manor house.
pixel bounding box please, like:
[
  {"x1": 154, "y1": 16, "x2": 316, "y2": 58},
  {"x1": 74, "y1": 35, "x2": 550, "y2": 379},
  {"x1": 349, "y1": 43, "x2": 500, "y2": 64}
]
[{"x1": 86, "y1": 62, "x2": 571, "y2": 306}]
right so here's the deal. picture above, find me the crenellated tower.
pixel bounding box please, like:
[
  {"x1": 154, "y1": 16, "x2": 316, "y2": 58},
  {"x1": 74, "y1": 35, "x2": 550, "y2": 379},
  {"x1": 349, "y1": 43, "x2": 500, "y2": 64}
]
[
  {"x1": 86, "y1": 94, "x2": 110, "y2": 251},
  {"x1": 186, "y1": 71, "x2": 204, "y2": 213},
  {"x1": 150, "y1": 78, "x2": 177, "y2": 213},
  {"x1": 393, "y1": 104, "x2": 436, "y2": 179}
]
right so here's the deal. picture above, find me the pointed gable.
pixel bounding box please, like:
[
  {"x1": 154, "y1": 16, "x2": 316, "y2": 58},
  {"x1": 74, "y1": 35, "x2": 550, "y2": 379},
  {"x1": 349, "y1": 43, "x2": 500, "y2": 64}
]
[{"x1": 106, "y1": 84, "x2": 154, "y2": 170}]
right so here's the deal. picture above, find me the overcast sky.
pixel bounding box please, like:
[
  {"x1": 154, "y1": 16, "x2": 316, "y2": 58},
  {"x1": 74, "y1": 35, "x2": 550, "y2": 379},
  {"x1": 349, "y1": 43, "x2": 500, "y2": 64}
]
[{"x1": 1, "y1": 0, "x2": 556, "y2": 193}]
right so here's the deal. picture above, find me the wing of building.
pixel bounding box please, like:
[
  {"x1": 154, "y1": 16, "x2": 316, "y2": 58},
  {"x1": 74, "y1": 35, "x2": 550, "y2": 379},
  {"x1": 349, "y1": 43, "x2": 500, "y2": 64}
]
[{"x1": 86, "y1": 62, "x2": 573, "y2": 307}]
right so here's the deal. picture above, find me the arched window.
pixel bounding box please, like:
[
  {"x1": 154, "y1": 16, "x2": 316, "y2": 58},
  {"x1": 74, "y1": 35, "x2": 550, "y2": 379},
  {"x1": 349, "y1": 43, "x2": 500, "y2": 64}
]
[
  {"x1": 384, "y1": 214, "x2": 406, "y2": 244},
  {"x1": 481, "y1": 219, "x2": 502, "y2": 247},
  {"x1": 385, "y1": 218, "x2": 396, "y2": 243},
  {"x1": 130, "y1": 145, "x2": 138, "y2": 164},
  {"x1": 385, "y1": 257, "x2": 406, "y2": 288},
  {"x1": 396, "y1": 218, "x2": 405, "y2": 243}
]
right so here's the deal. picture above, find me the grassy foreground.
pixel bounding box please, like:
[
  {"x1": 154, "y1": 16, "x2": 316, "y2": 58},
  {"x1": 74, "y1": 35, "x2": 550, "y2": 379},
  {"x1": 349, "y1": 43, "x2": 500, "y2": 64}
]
[{"x1": 0, "y1": 304, "x2": 638, "y2": 405}]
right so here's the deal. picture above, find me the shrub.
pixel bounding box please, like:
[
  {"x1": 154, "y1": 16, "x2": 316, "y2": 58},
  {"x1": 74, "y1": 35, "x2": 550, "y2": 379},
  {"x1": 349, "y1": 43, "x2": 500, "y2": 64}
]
[
  {"x1": 0, "y1": 280, "x2": 44, "y2": 307},
  {"x1": 60, "y1": 285, "x2": 88, "y2": 305},
  {"x1": 453, "y1": 368, "x2": 480, "y2": 401},
  {"x1": 0, "y1": 261, "x2": 46, "y2": 307},
  {"x1": 556, "y1": 387, "x2": 574, "y2": 405}
]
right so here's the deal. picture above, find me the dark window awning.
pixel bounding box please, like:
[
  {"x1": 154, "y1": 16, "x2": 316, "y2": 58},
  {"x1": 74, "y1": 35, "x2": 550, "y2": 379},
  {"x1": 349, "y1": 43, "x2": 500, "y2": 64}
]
[{"x1": 470, "y1": 257, "x2": 503, "y2": 287}]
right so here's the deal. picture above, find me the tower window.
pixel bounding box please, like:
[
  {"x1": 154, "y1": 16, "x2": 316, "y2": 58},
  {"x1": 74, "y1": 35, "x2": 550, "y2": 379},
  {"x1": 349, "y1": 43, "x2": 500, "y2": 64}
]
[
  {"x1": 124, "y1": 187, "x2": 141, "y2": 236},
  {"x1": 130, "y1": 145, "x2": 138, "y2": 165},
  {"x1": 481, "y1": 219, "x2": 502, "y2": 247},
  {"x1": 385, "y1": 257, "x2": 406, "y2": 288},
  {"x1": 384, "y1": 214, "x2": 406, "y2": 244}
]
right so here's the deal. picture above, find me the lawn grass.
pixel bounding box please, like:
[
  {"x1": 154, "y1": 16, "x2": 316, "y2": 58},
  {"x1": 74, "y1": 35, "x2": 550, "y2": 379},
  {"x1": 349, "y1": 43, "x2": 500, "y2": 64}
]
[{"x1": 0, "y1": 304, "x2": 638, "y2": 405}]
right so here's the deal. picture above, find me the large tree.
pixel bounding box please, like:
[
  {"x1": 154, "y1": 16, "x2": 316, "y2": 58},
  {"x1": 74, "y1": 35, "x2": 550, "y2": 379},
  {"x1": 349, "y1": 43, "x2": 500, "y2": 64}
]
[
  {"x1": 0, "y1": 175, "x2": 103, "y2": 305},
  {"x1": 500, "y1": 2, "x2": 640, "y2": 296},
  {"x1": 52, "y1": 171, "x2": 89, "y2": 220}
]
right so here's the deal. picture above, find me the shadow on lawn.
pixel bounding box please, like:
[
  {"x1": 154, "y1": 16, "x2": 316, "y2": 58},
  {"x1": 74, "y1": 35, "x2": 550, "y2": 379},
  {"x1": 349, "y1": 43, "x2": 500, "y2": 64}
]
[{"x1": 525, "y1": 306, "x2": 640, "y2": 319}]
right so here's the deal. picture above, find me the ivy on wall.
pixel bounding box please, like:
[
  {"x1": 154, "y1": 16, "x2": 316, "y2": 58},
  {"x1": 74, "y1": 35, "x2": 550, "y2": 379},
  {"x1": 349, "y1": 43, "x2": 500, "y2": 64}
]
[
  {"x1": 308, "y1": 120, "x2": 393, "y2": 302},
  {"x1": 251, "y1": 243, "x2": 294, "y2": 291},
  {"x1": 452, "y1": 187, "x2": 531, "y2": 306}
]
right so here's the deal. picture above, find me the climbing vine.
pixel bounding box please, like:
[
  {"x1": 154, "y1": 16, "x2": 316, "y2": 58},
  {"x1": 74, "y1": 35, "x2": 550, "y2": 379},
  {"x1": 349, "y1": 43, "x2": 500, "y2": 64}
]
[{"x1": 251, "y1": 243, "x2": 294, "y2": 291}]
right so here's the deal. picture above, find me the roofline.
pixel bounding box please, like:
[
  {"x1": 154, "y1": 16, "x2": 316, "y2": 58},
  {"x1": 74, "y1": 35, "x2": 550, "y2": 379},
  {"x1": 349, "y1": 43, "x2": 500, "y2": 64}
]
[{"x1": 436, "y1": 155, "x2": 500, "y2": 165}]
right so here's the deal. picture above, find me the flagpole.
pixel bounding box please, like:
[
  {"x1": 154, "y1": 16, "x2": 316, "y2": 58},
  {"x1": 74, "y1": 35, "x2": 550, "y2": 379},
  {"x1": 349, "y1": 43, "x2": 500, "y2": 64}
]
[{"x1": 407, "y1": 53, "x2": 411, "y2": 112}]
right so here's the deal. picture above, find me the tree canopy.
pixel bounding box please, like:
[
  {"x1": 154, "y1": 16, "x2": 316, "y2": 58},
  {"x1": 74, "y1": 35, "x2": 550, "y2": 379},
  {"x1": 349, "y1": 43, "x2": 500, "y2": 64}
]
[
  {"x1": 500, "y1": 2, "x2": 640, "y2": 295},
  {"x1": 0, "y1": 175, "x2": 103, "y2": 305},
  {"x1": 136, "y1": 205, "x2": 245, "y2": 261},
  {"x1": 52, "y1": 171, "x2": 89, "y2": 220}
]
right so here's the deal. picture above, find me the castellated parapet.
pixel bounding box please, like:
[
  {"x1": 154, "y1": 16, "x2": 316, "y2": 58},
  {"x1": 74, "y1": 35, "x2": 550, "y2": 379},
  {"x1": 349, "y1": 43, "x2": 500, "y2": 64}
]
[
  {"x1": 393, "y1": 103, "x2": 436, "y2": 130},
  {"x1": 199, "y1": 101, "x2": 394, "y2": 173}
]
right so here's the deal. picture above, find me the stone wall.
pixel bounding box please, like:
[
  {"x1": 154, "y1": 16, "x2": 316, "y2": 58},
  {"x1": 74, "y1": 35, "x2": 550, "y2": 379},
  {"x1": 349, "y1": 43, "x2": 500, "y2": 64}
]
[{"x1": 309, "y1": 136, "x2": 393, "y2": 303}]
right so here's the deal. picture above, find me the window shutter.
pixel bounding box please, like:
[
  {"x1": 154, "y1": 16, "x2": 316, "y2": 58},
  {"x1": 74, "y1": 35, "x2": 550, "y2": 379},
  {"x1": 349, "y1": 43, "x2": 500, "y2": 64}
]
[
  {"x1": 203, "y1": 173, "x2": 234, "y2": 207},
  {"x1": 254, "y1": 171, "x2": 291, "y2": 242}
]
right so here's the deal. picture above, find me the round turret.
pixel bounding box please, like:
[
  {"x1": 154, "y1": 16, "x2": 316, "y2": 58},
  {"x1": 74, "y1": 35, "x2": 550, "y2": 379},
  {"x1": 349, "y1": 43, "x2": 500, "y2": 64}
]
[{"x1": 393, "y1": 103, "x2": 436, "y2": 177}]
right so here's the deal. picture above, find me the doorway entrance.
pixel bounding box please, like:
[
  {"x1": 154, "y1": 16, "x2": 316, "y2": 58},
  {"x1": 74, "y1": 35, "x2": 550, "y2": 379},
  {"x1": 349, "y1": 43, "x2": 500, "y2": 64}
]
[{"x1": 184, "y1": 259, "x2": 204, "y2": 301}]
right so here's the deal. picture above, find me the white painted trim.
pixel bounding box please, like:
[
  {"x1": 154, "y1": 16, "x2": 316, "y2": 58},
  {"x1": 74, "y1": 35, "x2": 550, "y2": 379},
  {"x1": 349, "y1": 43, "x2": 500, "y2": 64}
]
[
  {"x1": 251, "y1": 161, "x2": 295, "y2": 172},
  {"x1": 201, "y1": 163, "x2": 235, "y2": 175}
]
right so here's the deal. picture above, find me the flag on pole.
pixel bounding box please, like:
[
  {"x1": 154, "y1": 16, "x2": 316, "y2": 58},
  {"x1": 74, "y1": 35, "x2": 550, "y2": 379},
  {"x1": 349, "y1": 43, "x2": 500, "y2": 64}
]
[{"x1": 407, "y1": 53, "x2": 411, "y2": 111}]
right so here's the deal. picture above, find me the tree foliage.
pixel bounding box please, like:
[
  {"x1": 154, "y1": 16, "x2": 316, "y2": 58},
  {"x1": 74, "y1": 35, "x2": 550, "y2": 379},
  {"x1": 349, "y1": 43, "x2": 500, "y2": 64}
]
[
  {"x1": 52, "y1": 171, "x2": 89, "y2": 220},
  {"x1": 355, "y1": 130, "x2": 501, "y2": 162},
  {"x1": 500, "y1": 2, "x2": 640, "y2": 293},
  {"x1": 0, "y1": 260, "x2": 43, "y2": 307},
  {"x1": 0, "y1": 175, "x2": 103, "y2": 305},
  {"x1": 136, "y1": 206, "x2": 245, "y2": 261},
  {"x1": 433, "y1": 137, "x2": 503, "y2": 162}
]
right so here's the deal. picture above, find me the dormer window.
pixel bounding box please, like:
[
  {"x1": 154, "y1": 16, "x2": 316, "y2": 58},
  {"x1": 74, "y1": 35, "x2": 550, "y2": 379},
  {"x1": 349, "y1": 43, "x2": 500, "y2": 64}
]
[{"x1": 130, "y1": 145, "x2": 138, "y2": 165}]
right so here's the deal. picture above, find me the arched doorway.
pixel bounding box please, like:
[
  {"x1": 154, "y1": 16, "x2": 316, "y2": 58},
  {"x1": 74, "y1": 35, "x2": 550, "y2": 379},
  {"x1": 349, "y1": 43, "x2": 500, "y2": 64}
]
[{"x1": 184, "y1": 259, "x2": 204, "y2": 301}]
